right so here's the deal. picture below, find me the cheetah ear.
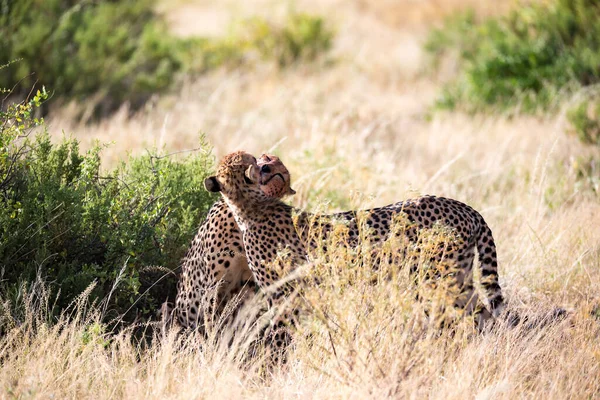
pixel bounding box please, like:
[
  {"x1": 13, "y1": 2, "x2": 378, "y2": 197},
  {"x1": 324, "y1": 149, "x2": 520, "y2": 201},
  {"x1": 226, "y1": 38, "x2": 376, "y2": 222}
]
[
  {"x1": 244, "y1": 165, "x2": 256, "y2": 183},
  {"x1": 204, "y1": 176, "x2": 221, "y2": 192},
  {"x1": 287, "y1": 187, "x2": 297, "y2": 196}
]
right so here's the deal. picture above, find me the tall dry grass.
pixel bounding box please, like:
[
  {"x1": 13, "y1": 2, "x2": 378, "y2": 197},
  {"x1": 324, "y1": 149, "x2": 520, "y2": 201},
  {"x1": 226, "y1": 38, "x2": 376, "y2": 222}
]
[
  {"x1": 2, "y1": 236, "x2": 599, "y2": 399},
  {"x1": 5, "y1": 0, "x2": 600, "y2": 398}
]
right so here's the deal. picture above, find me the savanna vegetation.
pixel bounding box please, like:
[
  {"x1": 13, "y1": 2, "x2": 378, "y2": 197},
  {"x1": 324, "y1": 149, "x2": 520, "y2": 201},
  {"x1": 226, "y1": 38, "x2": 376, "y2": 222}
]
[
  {"x1": 426, "y1": 0, "x2": 600, "y2": 114},
  {"x1": 0, "y1": 0, "x2": 332, "y2": 118},
  {"x1": 1, "y1": 0, "x2": 599, "y2": 398}
]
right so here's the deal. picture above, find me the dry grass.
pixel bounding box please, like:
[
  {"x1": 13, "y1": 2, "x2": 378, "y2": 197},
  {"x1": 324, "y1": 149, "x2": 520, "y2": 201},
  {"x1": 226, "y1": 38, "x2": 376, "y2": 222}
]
[{"x1": 5, "y1": 0, "x2": 600, "y2": 398}]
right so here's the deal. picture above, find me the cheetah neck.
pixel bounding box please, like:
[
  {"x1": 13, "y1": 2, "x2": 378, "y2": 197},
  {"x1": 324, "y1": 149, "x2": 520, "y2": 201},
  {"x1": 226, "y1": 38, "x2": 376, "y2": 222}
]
[{"x1": 222, "y1": 196, "x2": 292, "y2": 229}]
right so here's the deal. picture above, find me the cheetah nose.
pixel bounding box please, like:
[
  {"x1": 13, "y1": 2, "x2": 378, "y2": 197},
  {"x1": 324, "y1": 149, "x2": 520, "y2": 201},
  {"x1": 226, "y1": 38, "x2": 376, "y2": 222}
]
[{"x1": 261, "y1": 164, "x2": 271, "y2": 174}]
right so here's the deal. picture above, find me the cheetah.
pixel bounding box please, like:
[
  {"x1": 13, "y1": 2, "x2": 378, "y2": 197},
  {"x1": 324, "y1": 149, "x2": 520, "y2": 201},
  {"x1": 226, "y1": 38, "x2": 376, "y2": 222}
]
[
  {"x1": 167, "y1": 154, "x2": 295, "y2": 332},
  {"x1": 204, "y1": 151, "x2": 506, "y2": 341}
]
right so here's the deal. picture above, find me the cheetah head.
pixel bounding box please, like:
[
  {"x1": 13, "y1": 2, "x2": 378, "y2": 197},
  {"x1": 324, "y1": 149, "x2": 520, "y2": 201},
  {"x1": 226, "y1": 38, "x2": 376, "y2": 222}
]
[
  {"x1": 204, "y1": 151, "x2": 295, "y2": 206},
  {"x1": 255, "y1": 153, "x2": 295, "y2": 198}
]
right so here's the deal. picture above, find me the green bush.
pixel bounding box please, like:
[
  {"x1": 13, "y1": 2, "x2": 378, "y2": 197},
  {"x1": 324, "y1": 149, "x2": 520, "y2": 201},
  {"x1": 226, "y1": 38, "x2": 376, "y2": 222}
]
[
  {"x1": 567, "y1": 96, "x2": 600, "y2": 146},
  {"x1": 1, "y1": 1, "x2": 334, "y2": 118},
  {"x1": 0, "y1": 89, "x2": 217, "y2": 325},
  {"x1": 425, "y1": 0, "x2": 600, "y2": 114},
  {"x1": 0, "y1": 0, "x2": 187, "y2": 115},
  {"x1": 242, "y1": 13, "x2": 334, "y2": 67}
]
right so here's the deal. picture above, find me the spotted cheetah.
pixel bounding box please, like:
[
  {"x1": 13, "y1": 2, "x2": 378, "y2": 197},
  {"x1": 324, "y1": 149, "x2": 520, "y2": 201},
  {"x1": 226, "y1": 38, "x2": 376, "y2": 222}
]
[
  {"x1": 204, "y1": 151, "x2": 505, "y2": 342},
  {"x1": 166, "y1": 154, "x2": 295, "y2": 332}
]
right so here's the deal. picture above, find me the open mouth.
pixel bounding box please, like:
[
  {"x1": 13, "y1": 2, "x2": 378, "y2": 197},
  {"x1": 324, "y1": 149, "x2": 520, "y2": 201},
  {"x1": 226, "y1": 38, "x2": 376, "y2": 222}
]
[{"x1": 261, "y1": 172, "x2": 284, "y2": 185}]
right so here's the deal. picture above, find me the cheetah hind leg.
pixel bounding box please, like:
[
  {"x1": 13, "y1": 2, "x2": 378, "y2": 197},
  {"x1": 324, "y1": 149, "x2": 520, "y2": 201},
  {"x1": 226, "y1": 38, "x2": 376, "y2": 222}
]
[
  {"x1": 452, "y1": 258, "x2": 497, "y2": 332},
  {"x1": 454, "y1": 283, "x2": 495, "y2": 332},
  {"x1": 413, "y1": 260, "x2": 495, "y2": 332}
]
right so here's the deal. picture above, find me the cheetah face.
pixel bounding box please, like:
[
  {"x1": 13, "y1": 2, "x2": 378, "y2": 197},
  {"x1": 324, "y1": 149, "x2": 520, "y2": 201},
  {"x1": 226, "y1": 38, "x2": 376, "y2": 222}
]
[
  {"x1": 256, "y1": 154, "x2": 296, "y2": 198},
  {"x1": 204, "y1": 151, "x2": 295, "y2": 205}
]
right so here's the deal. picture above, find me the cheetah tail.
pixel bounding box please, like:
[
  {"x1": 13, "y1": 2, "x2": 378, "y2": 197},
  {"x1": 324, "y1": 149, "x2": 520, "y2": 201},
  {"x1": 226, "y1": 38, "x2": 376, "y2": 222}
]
[{"x1": 476, "y1": 222, "x2": 505, "y2": 318}]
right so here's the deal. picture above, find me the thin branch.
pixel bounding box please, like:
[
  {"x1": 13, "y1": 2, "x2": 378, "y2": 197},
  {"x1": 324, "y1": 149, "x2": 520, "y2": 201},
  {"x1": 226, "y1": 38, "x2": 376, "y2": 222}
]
[
  {"x1": 1, "y1": 70, "x2": 33, "y2": 104},
  {"x1": 149, "y1": 146, "x2": 204, "y2": 161},
  {"x1": 9, "y1": 206, "x2": 66, "y2": 261}
]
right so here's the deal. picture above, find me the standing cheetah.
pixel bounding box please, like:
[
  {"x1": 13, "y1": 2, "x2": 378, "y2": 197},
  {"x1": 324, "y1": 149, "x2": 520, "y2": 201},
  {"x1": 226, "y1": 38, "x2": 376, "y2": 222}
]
[{"x1": 204, "y1": 151, "x2": 505, "y2": 343}]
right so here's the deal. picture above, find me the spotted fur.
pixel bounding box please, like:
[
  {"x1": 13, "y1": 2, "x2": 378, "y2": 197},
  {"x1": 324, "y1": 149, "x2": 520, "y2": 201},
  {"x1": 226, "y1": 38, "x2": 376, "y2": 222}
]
[
  {"x1": 166, "y1": 154, "x2": 294, "y2": 332},
  {"x1": 206, "y1": 151, "x2": 506, "y2": 346}
]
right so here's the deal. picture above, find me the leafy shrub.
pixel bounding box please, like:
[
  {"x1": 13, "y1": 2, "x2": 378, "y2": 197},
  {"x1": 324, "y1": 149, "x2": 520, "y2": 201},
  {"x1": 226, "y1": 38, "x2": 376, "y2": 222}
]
[
  {"x1": 242, "y1": 13, "x2": 334, "y2": 67},
  {"x1": 567, "y1": 96, "x2": 600, "y2": 146},
  {"x1": 0, "y1": 88, "x2": 217, "y2": 325},
  {"x1": 1, "y1": 1, "x2": 334, "y2": 118},
  {"x1": 426, "y1": 0, "x2": 600, "y2": 113},
  {"x1": 166, "y1": 13, "x2": 334, "y2": 73},
  {"x1": 0, "y1": 0, "x2": 187, "y2": 115}
]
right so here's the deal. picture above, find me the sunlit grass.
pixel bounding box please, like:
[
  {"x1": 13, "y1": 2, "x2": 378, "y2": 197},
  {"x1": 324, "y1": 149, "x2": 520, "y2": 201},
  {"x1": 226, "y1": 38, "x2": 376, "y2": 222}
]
[
  {"x1": 7, "y1": 0, "x2": 600, "y2": 398},
  {"x1": 2, "y1": 232, "x2": 599, "y2": 399}
]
